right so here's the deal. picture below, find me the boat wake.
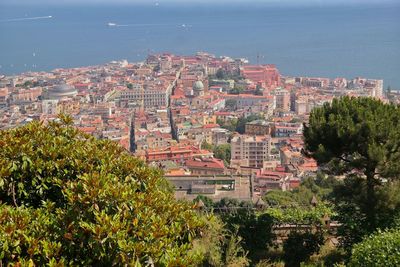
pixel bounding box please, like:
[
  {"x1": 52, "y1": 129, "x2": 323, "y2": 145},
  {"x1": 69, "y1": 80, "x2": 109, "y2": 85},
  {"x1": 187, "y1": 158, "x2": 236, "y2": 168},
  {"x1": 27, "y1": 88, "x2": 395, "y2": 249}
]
[
  {"x1": 0, "y1": 16, "x2": 53, "y2": 22},
  {"x1": 107, "y1": 22, "x2": 191, "y2": 28}
]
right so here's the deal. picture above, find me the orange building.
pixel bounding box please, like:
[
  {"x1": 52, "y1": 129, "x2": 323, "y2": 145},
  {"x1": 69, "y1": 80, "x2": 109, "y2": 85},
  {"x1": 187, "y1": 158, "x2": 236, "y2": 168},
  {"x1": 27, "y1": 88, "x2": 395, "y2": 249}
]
[
  {"x1": 185, "y1": 157, "x2": 225, "y2": 175},
  {"x1": 145, "y1": 145, "x2": 212, "y2": 163}
]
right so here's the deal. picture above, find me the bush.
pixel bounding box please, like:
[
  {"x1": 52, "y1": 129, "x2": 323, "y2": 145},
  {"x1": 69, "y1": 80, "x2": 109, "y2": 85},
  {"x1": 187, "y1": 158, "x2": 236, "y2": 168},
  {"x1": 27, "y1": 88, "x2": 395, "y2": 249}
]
[
  {"x1": 349, "y1": 228, "x2": 400, "y2": 267},
  {"x1": 0, "y1": 117, "x2": 205, "y2": 265}
]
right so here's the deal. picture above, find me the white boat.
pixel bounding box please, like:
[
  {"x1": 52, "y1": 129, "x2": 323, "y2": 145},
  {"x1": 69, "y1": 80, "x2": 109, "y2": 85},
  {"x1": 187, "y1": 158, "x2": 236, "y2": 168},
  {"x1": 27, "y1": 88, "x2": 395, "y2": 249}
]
[{"x1": 107, "y1": 22, "x2": 117, "y2": 27}]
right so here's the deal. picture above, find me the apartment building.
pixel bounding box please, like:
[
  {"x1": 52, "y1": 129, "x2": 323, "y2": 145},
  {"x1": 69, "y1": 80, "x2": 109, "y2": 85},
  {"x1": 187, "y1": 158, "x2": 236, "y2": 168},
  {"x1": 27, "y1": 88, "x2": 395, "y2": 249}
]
[
  {"x1": 273, "y1": 87, "x2": 290, "y2": 111},
  {"x1": 231, "y1": 134, "x2": 272, "y2": 168}
]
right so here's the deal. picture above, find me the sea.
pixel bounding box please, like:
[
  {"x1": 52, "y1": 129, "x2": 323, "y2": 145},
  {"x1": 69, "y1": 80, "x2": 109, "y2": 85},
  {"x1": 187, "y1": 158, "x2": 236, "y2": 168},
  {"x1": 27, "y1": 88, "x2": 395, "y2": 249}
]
[{"x1": 0, "y1": 2, "x2": 399, "y2": 88}]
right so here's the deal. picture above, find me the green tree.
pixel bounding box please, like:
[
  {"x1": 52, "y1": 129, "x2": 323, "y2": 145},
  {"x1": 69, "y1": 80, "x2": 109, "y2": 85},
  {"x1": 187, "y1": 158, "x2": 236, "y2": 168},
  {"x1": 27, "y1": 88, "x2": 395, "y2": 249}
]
[
  {"x1": 270, "y1": 148, "x2": 279, "y2": 155},
  {"x1": 264, "y1": 202, "x2": 336, "y2": 266},
  {"x1": 0, "y1": 117, "x2": 205, "y2": 265},
  {"x1": 216, "y1": 69, "x2": 226, "y2": 80},
  {"x1": 225, "y1": 99, "x2": 238, "y2": 110},
  {"x1": 230, "y1": 85, "x2": 246, "y2": 95},
  {"x1": 216, "y1": 118, "x2": 225, "y2": 126},
  {"x1": 194, "y1": 195, "x2": 214, "y2": 208},
  {"x1": 283, "y1": 231, "x2": 324, "y2": 267},
  {"x1": 192, "y1": 215, "x2": 250, "y2": 267},
  {"x1": 202, "y1": 141, "x2": 214, "y2": 151},
  {"x1": 332, "y1": 177, "x2": 400, "y2": 252},
  {"x1": 213, "y1": 144, "x2": 231, "y2": 166},
  {"x1": 289, "y1": 118, "x2": 302, "y2": 123},
  {"x1": 23, "y1": 80, "x2": 33, "y2": 88},
  {"x1": 349, "y1": 228, "x2": 400, "y2": 267},
  {"x1": 216, "y1": 199, "x2": 275, "y2": 262},
  {"x1": 263, "y1": 176, "x2": 337, "y2": 209},
  {"x1": 303, "y1": 97, "x2": 400, "y2": 238},
  {"x1": 220, "y1": 118, "x2": 239, "y2": 132}
]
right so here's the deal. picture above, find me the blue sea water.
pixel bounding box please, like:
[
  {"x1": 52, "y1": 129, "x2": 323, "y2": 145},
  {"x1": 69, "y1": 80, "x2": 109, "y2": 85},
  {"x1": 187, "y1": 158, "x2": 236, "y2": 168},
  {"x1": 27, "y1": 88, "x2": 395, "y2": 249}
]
[{"x1": 0, "y1": 3, "x2": 399, "y2": 88}]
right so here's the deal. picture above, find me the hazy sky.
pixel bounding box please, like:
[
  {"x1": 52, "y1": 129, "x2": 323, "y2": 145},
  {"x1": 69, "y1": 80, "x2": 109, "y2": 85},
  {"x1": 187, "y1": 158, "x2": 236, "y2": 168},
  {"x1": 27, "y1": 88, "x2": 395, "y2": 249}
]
[{"x1": 2, "y1": 0, "x2": 398, "y2": 6}]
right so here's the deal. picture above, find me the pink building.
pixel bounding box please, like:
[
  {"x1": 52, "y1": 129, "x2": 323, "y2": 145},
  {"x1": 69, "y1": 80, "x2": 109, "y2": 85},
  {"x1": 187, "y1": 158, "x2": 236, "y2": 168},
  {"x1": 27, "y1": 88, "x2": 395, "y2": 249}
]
[{"x1": 241, "y1": 65, "x2": 281, "y2": 88}]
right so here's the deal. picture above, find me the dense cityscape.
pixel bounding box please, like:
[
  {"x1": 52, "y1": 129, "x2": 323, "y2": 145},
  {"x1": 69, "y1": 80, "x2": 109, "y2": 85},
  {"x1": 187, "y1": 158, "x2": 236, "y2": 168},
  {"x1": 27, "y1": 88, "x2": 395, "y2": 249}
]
[
  {"x1": 1, "y1": 51, "x2": 400, "y2": 266},
  {"x1": 0, "y1": 52, "x2": 395, "y2": 201}
]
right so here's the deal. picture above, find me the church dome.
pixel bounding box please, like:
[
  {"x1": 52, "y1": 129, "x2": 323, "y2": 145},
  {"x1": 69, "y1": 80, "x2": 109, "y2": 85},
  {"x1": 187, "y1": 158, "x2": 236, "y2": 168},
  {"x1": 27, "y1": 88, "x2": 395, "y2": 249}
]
[
  {"x1": 47, "y1": 84, "x2": 77, "y2": 100},
  {"x1": 193, "y1": 80, "x2": 204, "y2": 91}
]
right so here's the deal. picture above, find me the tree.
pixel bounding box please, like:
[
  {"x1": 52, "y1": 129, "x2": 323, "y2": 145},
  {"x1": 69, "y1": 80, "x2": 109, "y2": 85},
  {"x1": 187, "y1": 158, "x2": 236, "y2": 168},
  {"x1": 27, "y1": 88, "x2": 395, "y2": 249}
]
[
  {"x1": 229, "y1": 85, "x2": 246, "y2": 95},
  {"x1": 225, "y1": 99, "x2": 237, "y2": 110},
  {"x1": 0, "y1": 117, "x2": 205, "y2": 265},
  {"x1": 217, "y1": 199, "x2": 275, "y2": 262},
  {"x1": 332, "y1": 177, "x2": 400, "y2": 252},
  {"x1": 192, "y1": 215, "x2": 250, "y2": 267},
  {"x1": 303, "y1": 97, "x2": 400, "y2": 234},
  {"x1": 216, "y1": 118, "x2": 225, "y2": 126},
  {"x1": 349, "y1": 228, "x2": 400, "y2": 267},
  {"x1": 273, "y1": 174, "x2": 339, "y2": 222},
  {"x1": 289, "y1": 118, "x2": 302, "y2": 123},
  {"x1": 283, "y1": 231, "x2": 324, "y2": 267},
  {"x1": 216, "y1": 68, "x2": 226, "y2": 80},
  {"x1": 202, "y1": 141, "x2": 214, "y2": 151},
  {"x1": 264, "y1": 202, "x2": 335, "y2": 266},
  {"x1": 126, "y1": 83, "x2": 133, "y2": 89},
  {"x1": 153, "y1": 65, "x2": 161, "y2": 72},
  {"x1": 23, "y1": 80, "x2": 34, "y2": 88},
  {"x1": 220, "y1": 118, "x2": 239, "y2": 133},
  {"x1": 270, "y1": 148, "x2": 279, "y2": 155},
  {"x1": 194, "y1": 195, "x2": 214, "y2": 208},
  {"x1": 213, "y1": 144, "x2": 231, "y2": 166}
]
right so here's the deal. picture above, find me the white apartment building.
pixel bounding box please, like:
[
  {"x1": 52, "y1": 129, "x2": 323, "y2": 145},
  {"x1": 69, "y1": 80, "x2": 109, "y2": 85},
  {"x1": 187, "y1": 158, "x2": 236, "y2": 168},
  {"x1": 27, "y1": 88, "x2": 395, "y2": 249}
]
[{"x1": 230, "y1": 134, "x2": 272, "y2": 168}]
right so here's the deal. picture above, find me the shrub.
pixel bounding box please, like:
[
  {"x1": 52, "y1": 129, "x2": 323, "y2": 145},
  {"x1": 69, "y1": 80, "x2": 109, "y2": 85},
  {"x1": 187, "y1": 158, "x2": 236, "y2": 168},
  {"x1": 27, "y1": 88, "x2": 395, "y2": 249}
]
[
  {"x1": 349, "y1": 228, "x2": 400, "y2": 267},
  {"x1": 0, "y1": 117, "x2": 205, "y2": 265}
]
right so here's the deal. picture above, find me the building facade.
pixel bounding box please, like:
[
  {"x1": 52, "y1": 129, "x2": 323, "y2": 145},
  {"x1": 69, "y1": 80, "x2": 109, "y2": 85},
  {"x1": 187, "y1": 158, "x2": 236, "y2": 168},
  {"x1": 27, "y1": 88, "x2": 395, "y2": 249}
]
[{"x1": 231, "y1": 134, "x2": 272, "y2": 168}]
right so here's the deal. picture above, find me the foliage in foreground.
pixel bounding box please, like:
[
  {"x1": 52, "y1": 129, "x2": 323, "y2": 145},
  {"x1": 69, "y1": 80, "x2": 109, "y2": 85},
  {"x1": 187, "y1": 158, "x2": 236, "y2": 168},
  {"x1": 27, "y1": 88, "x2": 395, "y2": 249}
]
[
  {"x1": 0, "y1": 117, "x2": 205, "y2": 266},
  {"x1": 349, "y1": 228, "x2": 400, "y2": 267}
]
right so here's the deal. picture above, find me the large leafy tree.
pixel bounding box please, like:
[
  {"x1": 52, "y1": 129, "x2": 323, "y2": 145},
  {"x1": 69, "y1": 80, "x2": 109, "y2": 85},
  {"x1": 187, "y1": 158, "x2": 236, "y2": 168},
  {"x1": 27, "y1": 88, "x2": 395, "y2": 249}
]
[
  {"x1": 0, "y1": 117, "x2": 205, "y2": 266},
  {"x1": 303, "y1": 97, "x2": 400, "y2": 244}
]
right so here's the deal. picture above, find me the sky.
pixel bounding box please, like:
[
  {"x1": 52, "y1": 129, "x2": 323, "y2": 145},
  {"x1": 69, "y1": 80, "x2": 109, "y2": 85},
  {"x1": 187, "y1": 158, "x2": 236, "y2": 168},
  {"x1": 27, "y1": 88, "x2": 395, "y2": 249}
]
[{"x1": 1, "y1": 0, "x2": 398, "y2": 6}]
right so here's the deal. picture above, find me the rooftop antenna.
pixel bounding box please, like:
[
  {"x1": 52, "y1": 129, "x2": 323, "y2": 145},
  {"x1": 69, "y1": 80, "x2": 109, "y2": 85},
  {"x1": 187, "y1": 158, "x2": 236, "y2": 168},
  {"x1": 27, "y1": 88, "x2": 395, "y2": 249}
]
[{"x1": 257, "y1": 52, "x2": 265, "y2": 65}]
